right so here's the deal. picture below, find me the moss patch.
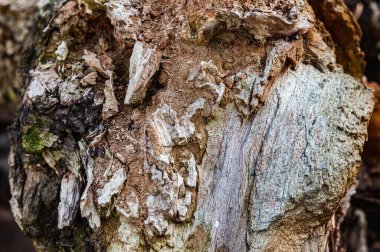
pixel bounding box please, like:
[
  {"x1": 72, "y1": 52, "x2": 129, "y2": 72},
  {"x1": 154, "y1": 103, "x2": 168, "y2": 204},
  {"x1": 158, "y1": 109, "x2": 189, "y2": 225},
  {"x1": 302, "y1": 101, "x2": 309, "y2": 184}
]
[{"x1": 22, "y1": 120, "x2": 58, "y2": 154}]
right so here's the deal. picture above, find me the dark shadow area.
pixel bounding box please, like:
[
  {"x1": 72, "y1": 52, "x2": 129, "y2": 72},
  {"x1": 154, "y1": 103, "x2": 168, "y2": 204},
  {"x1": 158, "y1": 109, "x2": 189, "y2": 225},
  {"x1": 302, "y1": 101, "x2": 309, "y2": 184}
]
[
  {"x1": 0, "y1": 114, "x2": 35, "y2": 252},
  {"x1": 340, "y1": 1, "x2": 380, "y2": 252}
]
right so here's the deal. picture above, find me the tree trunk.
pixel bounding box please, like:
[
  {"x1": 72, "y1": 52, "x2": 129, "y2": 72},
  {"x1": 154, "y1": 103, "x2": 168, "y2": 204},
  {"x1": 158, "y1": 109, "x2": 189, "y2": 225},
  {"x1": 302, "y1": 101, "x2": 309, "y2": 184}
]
[{"x1": 4, "y1": 0, "x2": 374, "y2": 251}]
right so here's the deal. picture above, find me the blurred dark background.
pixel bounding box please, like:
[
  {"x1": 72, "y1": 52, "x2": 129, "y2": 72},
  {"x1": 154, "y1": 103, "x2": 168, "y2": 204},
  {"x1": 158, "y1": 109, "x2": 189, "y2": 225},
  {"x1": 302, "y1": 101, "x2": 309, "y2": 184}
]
[
  {"x1": 342, "y1": 1, "x2": 380, "y2": 252},
  {"x1": 0, "y1": 112, "x2": 35, "y2": 251}
]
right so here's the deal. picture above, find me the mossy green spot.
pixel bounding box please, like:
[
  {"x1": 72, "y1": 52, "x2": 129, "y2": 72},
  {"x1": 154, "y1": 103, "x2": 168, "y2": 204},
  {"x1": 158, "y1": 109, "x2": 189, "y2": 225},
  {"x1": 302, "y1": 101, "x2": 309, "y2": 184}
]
[{"x1": 22, "y1": 122, "x2": 58, "y2": 153}]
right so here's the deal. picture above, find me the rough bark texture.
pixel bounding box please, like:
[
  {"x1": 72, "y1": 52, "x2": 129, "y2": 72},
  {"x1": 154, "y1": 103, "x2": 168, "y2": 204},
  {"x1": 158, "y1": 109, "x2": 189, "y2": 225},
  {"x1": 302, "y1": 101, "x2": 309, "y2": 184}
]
[{"x1": 5, "y1": 0, "x2": 375, "y2": 251}]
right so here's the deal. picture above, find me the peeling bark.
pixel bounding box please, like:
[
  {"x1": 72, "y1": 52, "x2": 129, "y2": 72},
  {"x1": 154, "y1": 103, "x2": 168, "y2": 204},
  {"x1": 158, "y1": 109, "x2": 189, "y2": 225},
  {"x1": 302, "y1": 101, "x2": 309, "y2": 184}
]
[
  {"x1": 4, "y1": 0, "x2": 375, "y2": 251},
  {"x1": 124, "y1": 41, "x2": 161, "y2": 105}
]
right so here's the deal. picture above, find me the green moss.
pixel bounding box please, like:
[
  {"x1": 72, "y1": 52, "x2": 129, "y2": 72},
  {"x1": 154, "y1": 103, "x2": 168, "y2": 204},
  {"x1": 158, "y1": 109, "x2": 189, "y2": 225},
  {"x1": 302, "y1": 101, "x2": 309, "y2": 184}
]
[{"x1": 22, "y1": 120, "x2": 58, "y2": 154}]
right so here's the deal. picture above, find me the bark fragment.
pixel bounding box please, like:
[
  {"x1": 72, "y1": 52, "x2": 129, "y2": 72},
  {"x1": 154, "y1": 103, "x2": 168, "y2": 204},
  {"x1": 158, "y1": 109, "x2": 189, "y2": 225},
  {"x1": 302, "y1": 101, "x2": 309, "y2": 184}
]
[
  {"x1": 97, "y1": 168, "x2": 126, "y2": 207},
  {"x1": 80, "y1": 72, "x2": 98, "y2": 87},
  {"x1": 124, "y1": 41, "x2": 161, "y2": 105},
  {"x1": 102, "y1": 78, "x2": 119, "y2": 120},
  {"x1": 82, "y1": 50, "x2": 113, "y2": 78},
  {"x1": 79, "y1": 140, "x2": 101, "y2": 229},
  {"x1": 24, "y1": 69, "x2": 62, "y2": 109},
  {"x1": 57, "y1": 173, "x2": 81, "y2": 229},
  {"x1": 181, "y1": 3, "x2": 314, "y2": 45},
  {"x1": 105, "y1": 0, "x2": 141, "y2": 45},
  {"x1": 55, "y1": 41, "x2": 69, "y2": 61}
]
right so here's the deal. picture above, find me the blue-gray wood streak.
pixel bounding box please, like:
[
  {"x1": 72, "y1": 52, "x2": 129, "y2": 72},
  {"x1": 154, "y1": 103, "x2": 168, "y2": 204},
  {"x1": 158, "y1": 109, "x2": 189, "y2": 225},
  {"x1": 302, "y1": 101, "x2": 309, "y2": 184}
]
[{"x1": 196, "y1": 64, "x2": 373, "y2": 251}]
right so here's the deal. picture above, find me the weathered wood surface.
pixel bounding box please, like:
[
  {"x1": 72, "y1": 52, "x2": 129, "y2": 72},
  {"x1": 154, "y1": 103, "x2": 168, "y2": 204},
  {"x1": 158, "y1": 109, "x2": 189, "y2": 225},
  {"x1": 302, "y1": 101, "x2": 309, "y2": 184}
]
[{"x1": 4, "y1": 0, "x2": 374, "y2": 251}]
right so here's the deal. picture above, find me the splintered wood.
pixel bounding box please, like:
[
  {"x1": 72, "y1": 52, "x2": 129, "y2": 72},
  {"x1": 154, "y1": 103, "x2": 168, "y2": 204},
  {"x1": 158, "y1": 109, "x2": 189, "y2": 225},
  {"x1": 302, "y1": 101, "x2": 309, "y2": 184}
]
[{"x1": 124, "y1": 41, "x2": 161, "y2": 105}]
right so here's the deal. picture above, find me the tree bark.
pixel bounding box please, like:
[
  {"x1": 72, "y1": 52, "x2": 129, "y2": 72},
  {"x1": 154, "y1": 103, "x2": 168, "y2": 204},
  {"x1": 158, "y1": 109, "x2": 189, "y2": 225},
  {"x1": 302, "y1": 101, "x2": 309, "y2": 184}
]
[{"x1": 4, "y1": 0, "x2": 374, "y2": 251}]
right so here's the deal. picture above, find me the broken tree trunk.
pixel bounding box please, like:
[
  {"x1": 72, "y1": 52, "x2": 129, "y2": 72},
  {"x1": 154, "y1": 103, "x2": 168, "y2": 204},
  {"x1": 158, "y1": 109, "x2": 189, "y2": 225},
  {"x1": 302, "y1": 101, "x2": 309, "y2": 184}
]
[{"x1": 4, "y1": 0, "x2": 375, "y2": 251}]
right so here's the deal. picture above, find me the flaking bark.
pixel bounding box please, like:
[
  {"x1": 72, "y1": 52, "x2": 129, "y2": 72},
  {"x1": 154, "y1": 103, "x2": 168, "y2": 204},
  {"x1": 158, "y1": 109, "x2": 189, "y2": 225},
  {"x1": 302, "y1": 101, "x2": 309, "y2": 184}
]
[{"x1": 3, "y1": 0, "x2": 375, "y2": 251}]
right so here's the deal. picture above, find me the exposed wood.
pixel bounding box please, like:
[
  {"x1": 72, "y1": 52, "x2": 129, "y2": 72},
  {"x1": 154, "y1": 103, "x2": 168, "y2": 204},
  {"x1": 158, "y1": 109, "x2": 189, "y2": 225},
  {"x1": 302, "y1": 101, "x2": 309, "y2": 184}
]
[
  {"x1": 3, "y1": 0, "x2": 375, "y2": 251},
  {"x1": 124, "y1": 41, "x2": 161, "y2": 105}
]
